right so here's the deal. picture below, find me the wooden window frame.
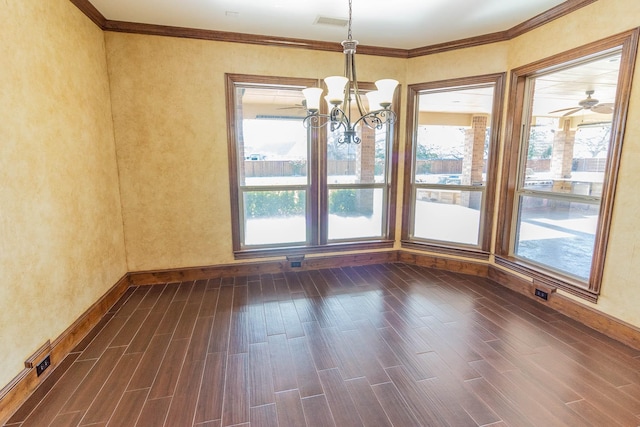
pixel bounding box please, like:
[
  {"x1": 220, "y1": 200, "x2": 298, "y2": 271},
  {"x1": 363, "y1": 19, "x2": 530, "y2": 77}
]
[
  {"x1": 226, "y1": 73, "x2": 399, "y2": 259},
  {"x1": 401, "y1": 73, "x2": 505, "y2": 259},
  {"x1": 495, "y1": 30, "x2": 639, "y2": 302}
]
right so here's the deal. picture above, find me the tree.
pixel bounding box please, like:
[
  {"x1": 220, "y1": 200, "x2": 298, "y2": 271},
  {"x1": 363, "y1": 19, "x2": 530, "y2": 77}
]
[{"x1": 575, "y1": 125, "x2": 611, "y2": 158}]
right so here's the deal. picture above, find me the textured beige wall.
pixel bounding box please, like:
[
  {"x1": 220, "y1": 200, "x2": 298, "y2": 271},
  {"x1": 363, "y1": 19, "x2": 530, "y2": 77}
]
[
  {"x1": 3, "y1": 0, "x2": 637, "y2": 394},
  {"x1": 107, "y1": 0, "x2": 640, "y2": 327},
  {"x1": 105, "y1": 33, "x2": 405, "y2": 271},
  {"x1": 0, "y1": 0, "x2": 126, "y2": 388}
]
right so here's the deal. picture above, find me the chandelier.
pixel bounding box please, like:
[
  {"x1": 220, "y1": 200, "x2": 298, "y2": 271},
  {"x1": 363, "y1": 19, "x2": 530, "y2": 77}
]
[{"x1": 302, "y1": 0, "x2": 398, "y2": 144}]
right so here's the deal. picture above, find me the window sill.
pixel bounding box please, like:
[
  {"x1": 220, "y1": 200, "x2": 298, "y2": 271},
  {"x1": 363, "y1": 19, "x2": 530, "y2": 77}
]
[
  {"x1": 234, "y1": 240, "x2": 395, "y2": 260},
  {"x1": 494, "y1": 255, "x2": 598, "y2": 303},
  {"x1": 401, "y1": 240, "x2": 490, "y2": 261}
]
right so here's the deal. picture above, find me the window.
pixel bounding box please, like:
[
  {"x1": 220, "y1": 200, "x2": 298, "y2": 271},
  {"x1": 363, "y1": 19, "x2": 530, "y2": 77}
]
[
  {"x1": 226, "y1": 74, "x2": 397, "y2": 257},
  {"x1": 497, "y1": 30, "x2": 638, "y2": 301},
  {"x1": 402, "y1": 74, "x2": 504, "y2": 256}
]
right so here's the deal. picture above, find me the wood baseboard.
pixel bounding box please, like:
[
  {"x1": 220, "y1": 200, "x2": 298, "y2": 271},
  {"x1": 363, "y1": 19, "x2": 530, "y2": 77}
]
[
  {"x1": 398, "y1": 251, "x2": 490, "y2": 277},
  {"x1": 0, "y1": 274, "x2": 130, "y2": 424},
  {"x1": 488, "y1": 265, "x2": 640, "y2": 350},
  {"x1": 128, "y1": 251, "x2": 400, "y2": 285},
  {"x1": 3, "y1": 251, "x2": 640, "y2": 424}
]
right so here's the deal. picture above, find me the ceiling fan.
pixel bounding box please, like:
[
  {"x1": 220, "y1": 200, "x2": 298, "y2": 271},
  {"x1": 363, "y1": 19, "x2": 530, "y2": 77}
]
[
  {"x1": 548, "y1": 90, "x2": 614, "y2": 116},
  {"x1": 277, "y1": 100, "x2": 307, "y2": 111}
]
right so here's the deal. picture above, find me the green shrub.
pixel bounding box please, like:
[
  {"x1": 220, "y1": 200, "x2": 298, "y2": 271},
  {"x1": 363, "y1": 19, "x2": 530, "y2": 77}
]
[
  {"x1": 244, "y1": 191, "x2": 305, "y2": 218},
  {"x1": 329, "y1": 189, "x2": 358, "y2": 216}
]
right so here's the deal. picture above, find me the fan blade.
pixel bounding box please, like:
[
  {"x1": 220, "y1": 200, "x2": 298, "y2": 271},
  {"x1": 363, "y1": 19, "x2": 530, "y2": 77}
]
[
  {"x1": 591, "y1": 103, "x2": 614, "y2": 114},
  {"x1": 560, "y1": 107, "x2": 584, "y2": 117},
  {"x1": 548, "y1": 106, "x2": 583, "y2": 114}
]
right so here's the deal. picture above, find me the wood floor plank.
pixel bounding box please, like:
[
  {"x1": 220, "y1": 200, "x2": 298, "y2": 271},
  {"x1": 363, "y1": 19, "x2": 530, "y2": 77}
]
[
  {"x1": 12, "y1": 263, "x2": 640, "y2": 427},
  {"x1": 222, "y1": 353, "x2": 249, "y2": 426},
  {"x1": 344, "y1": 377, "x2": 392, "y2": 427},
  {"x1": 80, "y1": 352, "x2": 142, "y2": 425},
  {"x1": 104, "y1": 388, "x2": 148, "y2": 427},
  {"x1": 49, "y1": 410, "x2": 85, "y2": 427},
  {"x1": 259, "y1": 274, "x2": 278, "y2": 302},
  {"x1": 155, "y1": 299, "x2": 187, "y2": 336},
  {"x1": 283, "y1": 271, "x2": 304, "y2": 293},
  {"x1": 275, "y1": 389, "x2": 306, "y2": 427},
  {"x1": 209, "y1": 286, "x2": 234, "y2": 353},
  {"x1": 301, "y1": 395, "x2": 336, "y2": 427},
  {"x1": 248, "y1": 343, "x2": 275, "y2": 408},
  {"x1": 163, "y1": 358, "x2": 206, "y2": 427},
  {"x1": 147, "y1": 338, "x2": 189, "y2": 399},
  {"x1": 198, "y1": 288, "x2": 220, "y2": 318},
  {"x1": 465, "y1": 376, "x2": 534, "y2": 427},
  {"x1": 317, "y1": 368, "x2": 364, "y2": 427},
  {"x1": 378, "y1": 327, "x2": 436, "y2": 381},
  {"x1": 7, "y1": 353, "x2": 80, "y2": 424},
  {"x1": 229, "y1": 307, "x2": 249, "y2": 355},
  {"x1": 384, "y1": 365, "x2": 452, "y2": 427},
  {"x1": 18, "y1": 359, "x2": 96, "y2": 427},
  {"x1": 302, "y1": 321, "x2": 338, "y2": 371},
  {"x1": 278, "y1": 300, "x2": 305, "y2": 339},
  {"x1": 76, "y1": 316, "x2": 128, "y2": 361},
  {"x1": 136, "y1": 397, "x2": 171, "y2": 426},
  {"x1": 125, "y1": 311, "x2": 165, "y2": 354},
  {"x1": 528, "y1": 347, "x2": 640, "y2": 426},
  {"x1": 186, "y1": 316, "x2": 215, "y2": 363},
  {"x1": 263, "y1": 301, "x2": 285, "y2": 336},
  {"x1": 247, "y1": 303, "x2": 267, "y2": 344},
  {"x1": 267, "y1": 334, "x2": 297, "y2": 392},
  {"x1": 110, "y1": 308, "x2": 151, "y2": 348},
  {"x1": 61, "y1": 346, "x2": 126, "y2": 414},
  {"x1": 287, "y1": 336, "x2": 323, "y2": 398},
  {"x1": 195, "y1": 351, "x2": 226, "y2": 424},
  {"x1": 112, "y1": 286, "x2": 150, "y2": 318},
  {"x1": 371, "y1": 381, "x2": 422, "y2": 427},
  {"x1": 249, "y1": 404, "x2": 277, "y2": 427}
]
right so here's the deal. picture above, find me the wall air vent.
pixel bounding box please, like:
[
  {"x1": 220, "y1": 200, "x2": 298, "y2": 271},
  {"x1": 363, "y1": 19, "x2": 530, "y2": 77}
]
[{"x1": 314, "y1": 16, "x2": 349, "y2": 27}]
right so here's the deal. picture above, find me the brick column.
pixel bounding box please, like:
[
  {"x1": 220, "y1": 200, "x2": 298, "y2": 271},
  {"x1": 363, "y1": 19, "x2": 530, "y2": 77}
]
[
  {"x1": 551, "y1": 119, "x2": 576, "y2": 182},
  {"x1": 461, "y1": 115, "x2": 487, "y2": 209},
  {"x1": 355, "y1": 125, "x2": 376, "y2": 215}
]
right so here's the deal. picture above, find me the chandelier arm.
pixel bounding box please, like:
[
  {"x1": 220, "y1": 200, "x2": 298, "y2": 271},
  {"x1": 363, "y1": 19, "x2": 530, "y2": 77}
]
[
  {"x1": 352, "y1": 109, "x2": 397, "y2": 130},
  {"x1": 302, "y1": 113, "x2": 332, "y2": 129}
]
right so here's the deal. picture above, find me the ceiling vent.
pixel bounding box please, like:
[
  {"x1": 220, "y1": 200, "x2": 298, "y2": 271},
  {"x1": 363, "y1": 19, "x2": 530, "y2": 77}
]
[{"x1": 314, "y1": 16, "x2": 349, "y2": 27}]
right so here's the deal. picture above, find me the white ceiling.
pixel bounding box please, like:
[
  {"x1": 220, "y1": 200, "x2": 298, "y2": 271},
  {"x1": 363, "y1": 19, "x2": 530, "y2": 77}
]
[
  {"x1": 88, "y1": 0, "x2": 571, "y2": 50},
  {"x1": 88, "y1": 0, "x2": 619, "y2": 118}
]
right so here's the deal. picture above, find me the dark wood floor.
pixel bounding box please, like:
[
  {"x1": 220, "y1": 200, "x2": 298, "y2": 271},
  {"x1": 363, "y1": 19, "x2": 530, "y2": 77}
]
[{"x1": 6, "y1": 263, "x2": 640, "y2": 426}]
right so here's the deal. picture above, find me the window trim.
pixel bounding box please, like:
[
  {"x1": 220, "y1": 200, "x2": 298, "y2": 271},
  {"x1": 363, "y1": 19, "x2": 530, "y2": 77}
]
[
  {"x1": 226, "y1": 73, "x2": 400, "y2": 259},
  {"x1": 401, "y1": 73, "x2": 505, "y2": 257},
  {"x1": 495, "y1": 29, "x2": 639, "y2": 302}
]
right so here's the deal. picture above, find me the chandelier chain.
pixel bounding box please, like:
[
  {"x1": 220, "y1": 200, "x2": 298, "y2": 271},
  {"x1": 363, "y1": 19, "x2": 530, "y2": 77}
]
[{"x1": 347, "y1": 0, "x2": 353, "y2": 41}]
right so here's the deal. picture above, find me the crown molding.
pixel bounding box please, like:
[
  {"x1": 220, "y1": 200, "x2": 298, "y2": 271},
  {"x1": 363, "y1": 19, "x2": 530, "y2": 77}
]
[
  {"x1": 69, "y1": 0, "x2": 105, "y2": 28},
  {"x1": 67, "y1": 0, "x2": 597, "y2": 57},
  {"x1": 103, "y1": 20, "x2": 409, "y2": 58}
]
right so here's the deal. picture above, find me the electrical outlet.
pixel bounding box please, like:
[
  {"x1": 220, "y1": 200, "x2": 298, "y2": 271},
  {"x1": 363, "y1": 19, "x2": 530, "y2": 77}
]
[
  {"x1": 36, "y1": 355, "x2": 51, "y2": 377},
  {"x1": 534, "y1": 288, "x2": 549, "y2": 300},
  {"x1": 290, "y1": 261, "x2": 302, "y2": 268}
]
